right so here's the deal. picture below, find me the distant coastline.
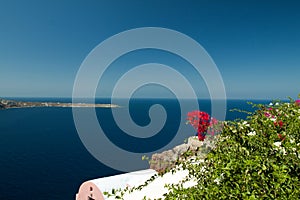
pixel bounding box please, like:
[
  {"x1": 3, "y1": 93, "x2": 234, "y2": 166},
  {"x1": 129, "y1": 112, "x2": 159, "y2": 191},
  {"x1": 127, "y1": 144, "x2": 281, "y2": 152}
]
[{"x1": 0, "y1": 98, "x2": 119, "y2": 110}]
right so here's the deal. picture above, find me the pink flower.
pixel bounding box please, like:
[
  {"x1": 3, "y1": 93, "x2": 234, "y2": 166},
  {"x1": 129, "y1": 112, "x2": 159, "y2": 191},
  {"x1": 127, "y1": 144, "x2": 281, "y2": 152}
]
[
  {"x1": 264, "y1": 112, "x2": 271, "y2": 118},
  {"x1": 210, "y1": 117, "x2": 219, "y2": 125},
  {"x1": 296, "y1": 99, "x2": 300, "y2": 106}
]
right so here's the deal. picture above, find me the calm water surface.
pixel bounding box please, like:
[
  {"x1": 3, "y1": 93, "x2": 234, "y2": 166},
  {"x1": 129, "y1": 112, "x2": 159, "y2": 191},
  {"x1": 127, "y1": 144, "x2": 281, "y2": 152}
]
[{"x1": 0, "y1": 98, "x2": 271, "y2": 199}]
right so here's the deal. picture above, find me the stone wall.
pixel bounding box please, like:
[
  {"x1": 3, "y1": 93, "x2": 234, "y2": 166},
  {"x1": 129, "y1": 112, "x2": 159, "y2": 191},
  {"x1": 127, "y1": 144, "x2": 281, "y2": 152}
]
[{"x1": 150, "y1": 136, "x2": 218, "y2": 172}]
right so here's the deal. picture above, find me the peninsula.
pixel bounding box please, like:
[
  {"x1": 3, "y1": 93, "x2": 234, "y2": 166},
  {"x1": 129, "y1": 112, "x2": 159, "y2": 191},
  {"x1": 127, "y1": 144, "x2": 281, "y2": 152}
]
[{"x1": 0, "y1": 98, "x2": 119, "y2": 110}]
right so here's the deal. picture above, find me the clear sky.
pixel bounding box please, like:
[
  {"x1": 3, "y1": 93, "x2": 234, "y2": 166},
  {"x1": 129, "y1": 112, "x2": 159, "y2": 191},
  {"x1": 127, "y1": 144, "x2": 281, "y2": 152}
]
[{"x1": 0, "y1": 0, "x2": 299, "y2": 99}]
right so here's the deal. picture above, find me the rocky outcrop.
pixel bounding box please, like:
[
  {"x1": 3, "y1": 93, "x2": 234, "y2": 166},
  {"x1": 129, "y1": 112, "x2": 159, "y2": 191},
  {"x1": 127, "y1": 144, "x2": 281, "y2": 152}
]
[{"x1": 150, "y1": 136, "x2": 218, "y2": 172}]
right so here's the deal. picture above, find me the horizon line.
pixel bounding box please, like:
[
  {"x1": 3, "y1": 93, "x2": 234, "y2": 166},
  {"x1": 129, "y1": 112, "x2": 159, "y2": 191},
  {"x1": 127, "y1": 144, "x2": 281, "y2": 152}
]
[{"x1": 1, "y1": 96, "x2": 291, "y2": 101}]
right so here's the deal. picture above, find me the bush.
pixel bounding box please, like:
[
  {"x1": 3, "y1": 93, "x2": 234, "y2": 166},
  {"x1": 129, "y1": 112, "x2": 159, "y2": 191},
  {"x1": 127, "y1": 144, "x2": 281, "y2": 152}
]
[{"x1": 165, "y1": 99, "x2": 300, "y2": 199}]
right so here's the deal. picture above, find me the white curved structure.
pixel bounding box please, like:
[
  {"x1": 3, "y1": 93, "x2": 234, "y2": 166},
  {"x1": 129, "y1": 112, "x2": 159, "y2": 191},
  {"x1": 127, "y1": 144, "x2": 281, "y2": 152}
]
[
  {"x1": 75, "y1": 169, "x2": 157, "y2": 200},
  {"x1": 75, "y1": 167, "x2": 197, "y2": 200}
]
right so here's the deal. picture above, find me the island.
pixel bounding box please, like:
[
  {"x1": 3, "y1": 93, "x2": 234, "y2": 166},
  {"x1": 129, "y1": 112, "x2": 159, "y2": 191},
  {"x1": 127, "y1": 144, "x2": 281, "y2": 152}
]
[{"x1": 0, "y1": 98, "x2": 119, "y2": 110}]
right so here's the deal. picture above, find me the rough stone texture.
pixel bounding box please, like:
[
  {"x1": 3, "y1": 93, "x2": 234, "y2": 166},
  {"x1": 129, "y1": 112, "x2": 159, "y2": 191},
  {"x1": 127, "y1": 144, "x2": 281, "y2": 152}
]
[{"x1": 150, "y1": 136, "x2": 218, "y2": 172}]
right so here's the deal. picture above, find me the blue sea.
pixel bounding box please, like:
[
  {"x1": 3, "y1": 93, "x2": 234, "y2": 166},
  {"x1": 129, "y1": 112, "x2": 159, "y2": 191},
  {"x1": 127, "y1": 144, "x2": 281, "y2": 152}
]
[{"x1": 0, "y1": 98, "x2": 272, "y2": 200}]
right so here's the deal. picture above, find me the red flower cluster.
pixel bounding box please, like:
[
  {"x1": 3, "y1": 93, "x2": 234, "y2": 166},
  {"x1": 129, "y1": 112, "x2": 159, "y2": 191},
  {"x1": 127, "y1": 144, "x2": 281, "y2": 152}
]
[
  {"x1": 296, "y1": 99, "x2": 300, "y2": 106},
  {"x1": 187, "y1": 110, "x2": 221, "y2": 141},
  {"x1": 198, "y1": 133, "x2": 206, "y2": 141},
  {"x1": 277, "y1": 133, "x2": 286, "y2": 141},
  {"x1": 274, "y1": 120, "x2": 283, "y2": 128}
]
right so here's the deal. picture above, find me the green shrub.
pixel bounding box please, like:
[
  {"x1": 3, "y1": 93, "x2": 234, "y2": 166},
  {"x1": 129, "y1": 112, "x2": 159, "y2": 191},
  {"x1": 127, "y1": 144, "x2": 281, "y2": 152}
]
[{"x1": 165, "y1": 99, "x2": 300, "y2": 199}]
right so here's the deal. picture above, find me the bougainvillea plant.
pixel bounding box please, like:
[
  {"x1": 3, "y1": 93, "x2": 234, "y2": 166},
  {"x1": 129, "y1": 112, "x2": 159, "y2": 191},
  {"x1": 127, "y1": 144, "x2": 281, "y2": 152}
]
[
  {"x1": 165, "y1": 97, "x2": 300, "y2": 199},
  {"x1": 186, "y1": 110, "x2": 223, "y2": 141}
]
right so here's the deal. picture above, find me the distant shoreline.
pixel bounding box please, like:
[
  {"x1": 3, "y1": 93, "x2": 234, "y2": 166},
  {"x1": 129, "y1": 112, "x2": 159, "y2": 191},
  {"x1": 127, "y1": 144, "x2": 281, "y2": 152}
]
[{"x1": 0, "y1": 98, "x2": 119, "y2": 110}]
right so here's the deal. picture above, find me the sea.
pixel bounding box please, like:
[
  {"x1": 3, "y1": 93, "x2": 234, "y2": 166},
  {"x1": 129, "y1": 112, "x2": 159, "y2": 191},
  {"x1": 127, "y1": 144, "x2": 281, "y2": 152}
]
[{"x1": 0, "y1": 98, "x2": 273, "y2": 200}]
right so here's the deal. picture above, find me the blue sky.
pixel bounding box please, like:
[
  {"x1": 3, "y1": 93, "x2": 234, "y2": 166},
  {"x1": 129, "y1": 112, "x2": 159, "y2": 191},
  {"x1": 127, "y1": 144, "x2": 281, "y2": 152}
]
[{"x1": 0, "y1": 0, "x2": 299, "y2": 99}]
